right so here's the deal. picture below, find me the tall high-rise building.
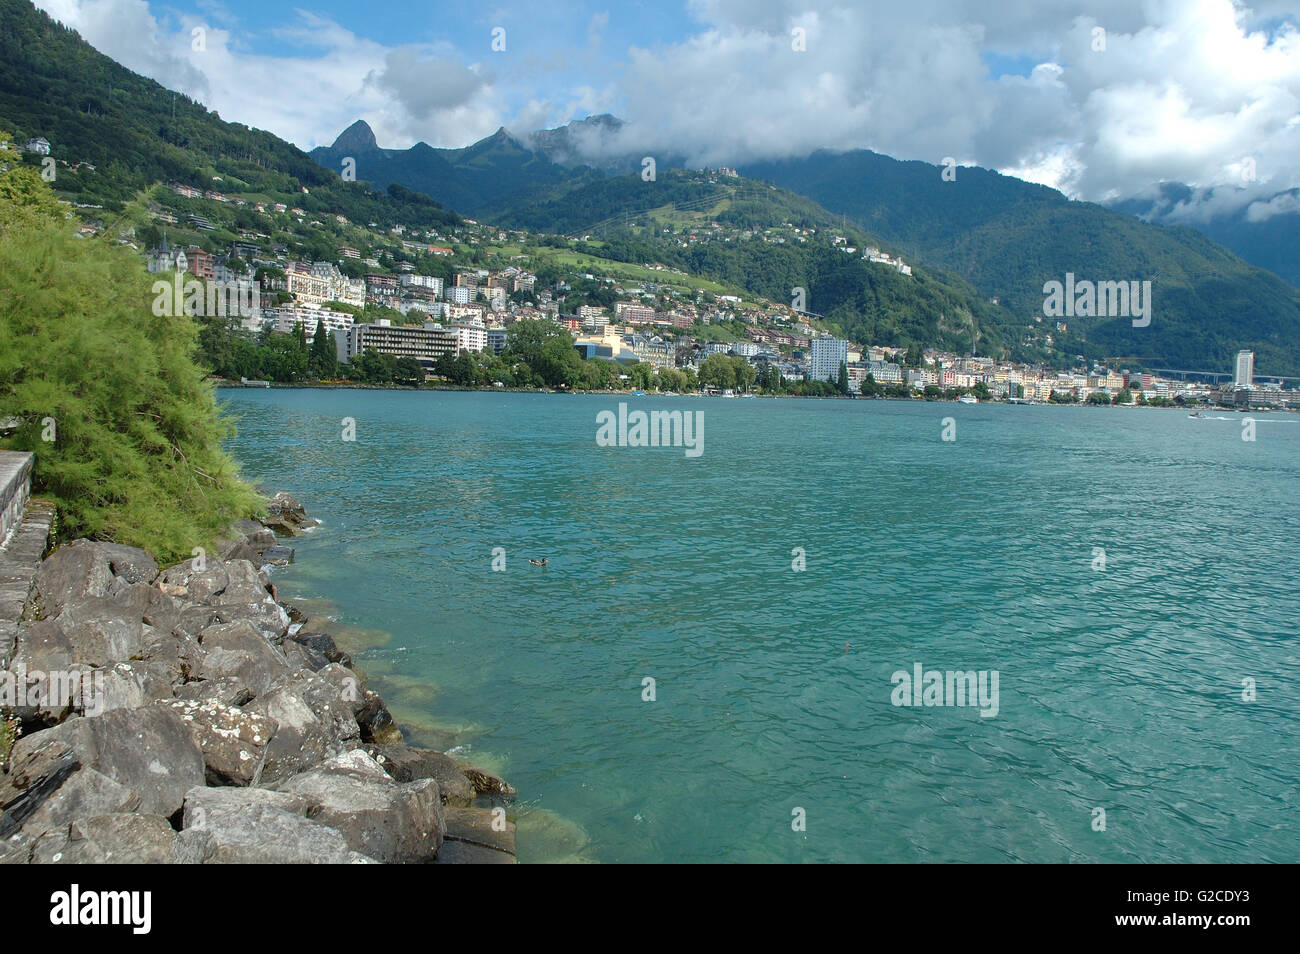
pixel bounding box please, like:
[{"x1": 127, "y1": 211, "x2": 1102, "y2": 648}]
[
  {"x1": 809, "y1": 337, "x2": 849, "y2": 383},
  {"x1": 1235, "y1": 350, "x2": 1254, "y2": 389}
]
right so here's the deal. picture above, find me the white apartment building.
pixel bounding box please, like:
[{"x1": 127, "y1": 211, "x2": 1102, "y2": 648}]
[
  {"x1": 395, "y1": 299, "x2": 442, "y2": 319},
  {"x1": 1235, "y1": 350, "x2": 1254, "y2": 389},
  {"x1": 446, "y1": 320, "x2": 487, "y2": 353},
  {"x1": 264, "y1": 304, "x2": 355, "y2": 341},
  {"x1": 809, "y1": 337, "x2": 850, "y2": 383},
  {"x1": 341, "y1": 320, "x2": 457, "y2": 371}
]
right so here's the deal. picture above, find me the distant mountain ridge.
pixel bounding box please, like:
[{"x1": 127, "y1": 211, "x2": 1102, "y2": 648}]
[
  {"x1": 741, "y1": 150, "x2": 1300, "y2": 374},
  {"x1": 309, "y1": 121, "x2": 595, "y2": 214}
]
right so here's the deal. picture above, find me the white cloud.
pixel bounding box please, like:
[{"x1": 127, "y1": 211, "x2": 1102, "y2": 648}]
[
  {"x1": 30, "y1": 0, "x2": 1300, "y2": 220},
  {"x1": 32, "y1": 0, "x2": 505, "y2": 150},
  {"x1": 1245, "y1": 189, "x2": 1300, "y2": 221},
  {"x1": 600, "y1": 0, "x2": 1300, "y2": 220}
]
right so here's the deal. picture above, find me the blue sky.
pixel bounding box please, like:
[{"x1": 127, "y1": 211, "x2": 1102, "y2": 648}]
[
  {"x1": 165, "y1": 0, "x2": 691, "y2": 129},
  {"x1": 33, "y1": 0, "x2": 1300, "y2": 220}
]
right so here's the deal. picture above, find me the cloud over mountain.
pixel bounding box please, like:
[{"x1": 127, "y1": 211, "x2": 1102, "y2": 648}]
[{"x1": 32, "y1": 0, "x2": 1300, "y2": 222}]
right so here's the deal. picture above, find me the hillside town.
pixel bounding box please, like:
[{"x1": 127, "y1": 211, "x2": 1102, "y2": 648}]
[
  {"x1": 136, "y1": 228, "x2": 1294, "y2": 407},
  {"x1": 0, "y1": 152, "x2": 1234, "y2": 405}
]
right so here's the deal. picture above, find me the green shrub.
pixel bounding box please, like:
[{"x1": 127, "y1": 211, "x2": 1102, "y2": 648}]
[{"x1": 0, "y1": 135, "x2": 261, "y2": 563}]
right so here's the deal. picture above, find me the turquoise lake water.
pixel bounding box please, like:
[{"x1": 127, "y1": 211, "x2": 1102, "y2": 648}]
[{"x1": 220, "y1": 389, "x2": 1299, "y2": 863}]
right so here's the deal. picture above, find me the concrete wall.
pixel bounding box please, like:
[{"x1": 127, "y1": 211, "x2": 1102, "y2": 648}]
[{"x1": 0, "y1": 450, "x2": 33, "y2": 544}]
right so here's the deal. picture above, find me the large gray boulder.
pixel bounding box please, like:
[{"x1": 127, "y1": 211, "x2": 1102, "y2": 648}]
[
  {"x1": 174, "y1": 676, "x2": 254, "y2": 708},
  {"x1": 11, "y1": 606, "x2": 143, "y2": 677},
  {"x1": 96, "y1": 661, "x2": 176, "y2": 714},
  {"x1": 234, "y1": 518, "x2": 278, "y2": 556},
  {"x1": 245, "y1": 669, "x2": 360, "y2": 785},
  {"x1": 13, "y1": 767, "x2": 140, "y2": 839},
  {"x1": 30, "y1": 813, "x2": 183, "y2": 864},
  {"x1": 159, "y1": 560, "x2": 231, "y2": 604},
  {"x1": 195, "y1": 619, "x2": 289, "y2": 697},
  {"x1": 133, "y1": 625, "x2": 203, "y2": 695},
  {"x1": 27, "y1": 542, "x2": 157, "y2": 619},
  {"x1": 281, "y1": 639, "x2": 328, "y2": 672},
  {"x1": 2, "y1": 630, "x2": 104, "y2": 721},
  {"x1": 168, "y1": 698, "x2": 275, "y2": 786},
  {"x1": 139, "y1": 586, "x2": 184, "y2": 634},
  {"x1": 276, "y1": 749, "x2": 444, "y2": 863},
  {"x1": 177, "y1": 787, "x2": 375, "y2": 864},
  {"x1": 317, "y1": 663, "x2": 399, "y2": 744},
  {"x1": 160, "y1": 559, "x2": 288, "y2": 641},
  {"x1": 97, "y1": 544, "x2": 159, "y2": 585},
  {"x1": 212, "y1": 562, "x2": 289, "y2": 639},
  {"x1": 29, "y1": 541, "x2": 115, "y2": 618},
  {"x1": 8, "y1": 705, "x2": 204, "y2": 818}
]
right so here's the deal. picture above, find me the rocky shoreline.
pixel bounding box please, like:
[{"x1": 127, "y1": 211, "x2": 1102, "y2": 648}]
[{"x1": 0, "y1": 493, "x2": 518, "y2": 864}]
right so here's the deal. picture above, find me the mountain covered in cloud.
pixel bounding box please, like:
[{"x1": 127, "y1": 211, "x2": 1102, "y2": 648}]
[
  {"x1": 318, "y1": 112, "x2": 1300, "y2": 293},
  {"x1": 1110, "y1": 182, "x2": 1300, "y2": 288}
]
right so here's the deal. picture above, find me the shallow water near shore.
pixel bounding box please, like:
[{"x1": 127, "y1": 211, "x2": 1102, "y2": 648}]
[{"x1": 223, "y1": 389, "x2": 1299, "y2": 863}]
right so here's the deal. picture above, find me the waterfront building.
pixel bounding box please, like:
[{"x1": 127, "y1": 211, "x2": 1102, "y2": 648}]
[
  {"x1": 447, "y1": 319, "x2": 487, "y2": 353},
  {"x1": 340, "y1": 320, "x2": 458, "y2": 371}
]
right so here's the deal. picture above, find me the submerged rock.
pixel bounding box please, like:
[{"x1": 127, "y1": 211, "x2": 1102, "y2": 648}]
[
  {"x1": 463, "y1": 765, "x2": 518, "y2": 800},
  {"x1": 262, "y1": 545, "x2": 295, "y2": 566},
  {"x1": 438, "y1": 806, "x2": 517, "y2": 864}
]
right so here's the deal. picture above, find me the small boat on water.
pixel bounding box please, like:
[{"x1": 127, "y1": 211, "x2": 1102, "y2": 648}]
[{"x1": 958, "y1": 395, "x2": 978, "y2": 404}]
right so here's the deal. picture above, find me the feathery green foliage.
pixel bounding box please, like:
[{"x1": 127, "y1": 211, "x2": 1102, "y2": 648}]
[{"x1": 0, "y1": 135, "x2": 260, "y2": 562}]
